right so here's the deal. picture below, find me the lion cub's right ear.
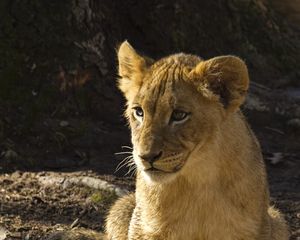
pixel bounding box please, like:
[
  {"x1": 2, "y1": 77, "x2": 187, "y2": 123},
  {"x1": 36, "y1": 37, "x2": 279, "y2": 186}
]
[{"x1": 117, "y1": 41, "x2": 150, "y2": 100}]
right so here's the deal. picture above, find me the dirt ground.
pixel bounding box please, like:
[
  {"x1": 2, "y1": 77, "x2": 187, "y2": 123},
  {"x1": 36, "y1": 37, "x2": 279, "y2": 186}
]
[
  {"x1": 0, "y1": 171, "x2": 135, "y2": 240},
  {"x1": 0, "y1": 125, "x2": 299, "y2": 240}
]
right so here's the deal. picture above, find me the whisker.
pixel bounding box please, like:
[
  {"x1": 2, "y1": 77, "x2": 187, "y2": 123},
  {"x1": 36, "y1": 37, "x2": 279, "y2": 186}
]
[
  {"x1": 114, "y1": 151, "x2": 133, "y2": 155},
  {"x1": 123, "y1": 157, "x2": 136, "y2": 177},
  {"x1": 129, "y1": 168, "x2": 137, "y2": 178},
  {"x1": 115, "y1": 156, "x2": 134, "y2": 173},
  {"x1": 125, "y1": 165, "x2": 136, "y2": 177},
  {"x1": 115, "y1": 155, "x2": 131, "y2": 169},
  {"x1": 124, "y1": 164, "x2": 135, "y2": 171},
  {"x1": 121, "y1": 146, "x2": 133, "y2": 150},
  {"x1": 114, "y1": 144, "x2": 136, "y2": 174},
  {"x1": 115, "y1": 160, "x2": 131, "y2": 173},
  {"x1": 126, "y1": 162, "x2": 135, "y2": 167}
]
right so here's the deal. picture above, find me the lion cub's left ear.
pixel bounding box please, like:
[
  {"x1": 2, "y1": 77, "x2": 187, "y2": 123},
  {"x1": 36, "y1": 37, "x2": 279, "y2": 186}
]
[{"x1": 189, "y1": 56, "x2": 249, "y2": 113}]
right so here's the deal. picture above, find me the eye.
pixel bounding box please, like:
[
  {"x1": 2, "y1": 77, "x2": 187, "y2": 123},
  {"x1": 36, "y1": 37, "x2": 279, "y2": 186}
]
[
  {"x1": 170, "y1": 110, "x2": 190, "y2": 123},
  {"x1": 133, "y1": 107, "x2": 144, "y2": 122}
]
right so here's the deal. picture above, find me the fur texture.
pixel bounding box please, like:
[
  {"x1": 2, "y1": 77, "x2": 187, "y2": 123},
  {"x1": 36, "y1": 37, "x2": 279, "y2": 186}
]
[{"x1": 105, "y1": 41, "x2": 289, "y2": 240}]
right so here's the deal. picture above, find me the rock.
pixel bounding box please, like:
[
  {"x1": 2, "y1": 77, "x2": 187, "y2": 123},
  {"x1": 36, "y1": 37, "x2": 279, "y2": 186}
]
[
  {"x1": 43, "y1": 229, "x2": 104, "y2": 240},
  {"x1": 266, "y1": 152, "x2": 284, "y2": 165},
  {"x1": 0, "y1": 227, "x2": 7, "y2": 240},
  {"x1": 295, "y1": 107, "x2": 300, "y2": 118},
  {"x1": 37, "y1": 175, "x2": 128, "y2": 197},
  {"x1": 245, "y1": 93, "x2": 269, "y2": 112},
  {"x1": 59, "y1": 121, "x2": 69, "y2": 127},
  {"x1": 287, "y1": 118, "x2": 300, "y2": 130},
  {"x1": 3, "y1": 150, "x2": 19, "y2": 161}
]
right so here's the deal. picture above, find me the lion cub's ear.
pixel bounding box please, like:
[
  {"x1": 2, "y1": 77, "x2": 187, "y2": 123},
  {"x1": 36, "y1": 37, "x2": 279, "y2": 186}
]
[
  {"x1": 117, "y1": 41, "x2": 151, "y2": 100},
  {"x1": 189, "y1": 56, "x2": 249, "y2": 113}
]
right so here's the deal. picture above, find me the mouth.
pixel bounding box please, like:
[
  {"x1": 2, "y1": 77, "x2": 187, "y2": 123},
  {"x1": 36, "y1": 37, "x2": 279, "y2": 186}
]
[
  {"x1": 138, "y1": 152, "x2": 188, "y2": 175},
  {"x1": 145, "y1": 166, "x2": 170, "y2": 173},
  {"x1": 144, "y1": 162, "x2": 184, "y2": 174}
]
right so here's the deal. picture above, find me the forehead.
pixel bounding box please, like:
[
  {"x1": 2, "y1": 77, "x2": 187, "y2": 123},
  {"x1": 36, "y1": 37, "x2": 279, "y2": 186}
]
[{"x1": 133, "y1": 59, "x2": 197, "y2": 110}]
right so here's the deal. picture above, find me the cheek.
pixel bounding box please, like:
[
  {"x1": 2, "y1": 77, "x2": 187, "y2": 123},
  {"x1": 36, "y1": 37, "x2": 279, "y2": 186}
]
[
  {"x1": 130, "y1": 123, "x2": 141, "y2": 146},
  {"x1": 176, "y1": 118, "x2": 217, "y2": 147},
  {"x1": 129, "y1": 115, "x2": 142, "y2": 131},
  {"x1": 163, "y1": 126, "x2": 194, "y2": 151},
  {"x1": 130, "y1": 129, "x2": 139, "y2": 145}
]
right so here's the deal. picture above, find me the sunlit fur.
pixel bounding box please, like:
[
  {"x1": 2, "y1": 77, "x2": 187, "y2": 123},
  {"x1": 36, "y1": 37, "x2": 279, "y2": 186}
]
[{"x1": 105, "y1": 41, "x2": 289, "y2": 240}]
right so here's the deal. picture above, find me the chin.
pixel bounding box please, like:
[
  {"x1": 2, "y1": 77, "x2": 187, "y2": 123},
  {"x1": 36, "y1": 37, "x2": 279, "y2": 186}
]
[{"x1": 141, "y1": 169, "x2": 179, "y2": 184}]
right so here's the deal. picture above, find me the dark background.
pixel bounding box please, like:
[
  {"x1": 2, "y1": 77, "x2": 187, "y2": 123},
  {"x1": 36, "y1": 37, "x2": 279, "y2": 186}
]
[
  {"x1": 0, "y1": 0, "x2": 299, "y2": 172},
  {"x1": 0, "y1": 0, "x2": 299, "y2": 239}
]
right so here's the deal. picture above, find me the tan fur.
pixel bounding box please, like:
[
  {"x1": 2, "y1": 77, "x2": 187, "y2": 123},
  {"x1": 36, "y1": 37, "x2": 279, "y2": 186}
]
[{"x1": 105, "y1": 41, "x2": 289, "y2": 240}]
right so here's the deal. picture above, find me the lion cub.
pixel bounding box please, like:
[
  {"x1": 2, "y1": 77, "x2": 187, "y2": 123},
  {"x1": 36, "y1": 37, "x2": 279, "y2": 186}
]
[{"x1": 106, "y1": 41, "x2": 289, "y2": 240}]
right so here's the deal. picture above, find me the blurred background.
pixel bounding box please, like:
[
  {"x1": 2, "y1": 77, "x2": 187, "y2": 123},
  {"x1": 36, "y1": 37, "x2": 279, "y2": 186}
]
[{"x1": 0, "y1": 0, "x2": 299, "y2": 239}]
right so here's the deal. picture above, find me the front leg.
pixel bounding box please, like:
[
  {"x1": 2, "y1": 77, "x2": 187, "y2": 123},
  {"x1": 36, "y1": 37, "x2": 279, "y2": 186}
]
[
  {"x1": 128, "y1": 206, "x2": 145, "y2": 240},
  {"x1": 105, "y1": 194, "x2": 135, "y2": 240},
  {"x1": 128, "y1": 206, "x2": 166, "y2": 240}
]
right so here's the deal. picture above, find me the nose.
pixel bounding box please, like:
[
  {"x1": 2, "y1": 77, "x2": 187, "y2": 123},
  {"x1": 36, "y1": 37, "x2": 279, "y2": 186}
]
[{"x1": 139, "y1": 151, "x2": 162, "y2": 164}]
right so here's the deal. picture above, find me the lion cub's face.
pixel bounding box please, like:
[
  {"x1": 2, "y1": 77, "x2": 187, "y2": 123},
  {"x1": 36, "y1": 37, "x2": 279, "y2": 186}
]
[
  {"x1": 127, "y1": 65, "x2": 221, "y2": 182},
  {"x1": 129, "y1": 76, "x2": 213, "y2": 181},
  {"x1": 117, "y1": 41, "x2": 249, "y2": 183}
]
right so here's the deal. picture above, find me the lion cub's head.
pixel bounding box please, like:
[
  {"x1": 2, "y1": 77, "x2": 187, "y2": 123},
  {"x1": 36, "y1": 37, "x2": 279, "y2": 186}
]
[{"x1": 117, "y1": 41, "x2": 249, "y2": 183}]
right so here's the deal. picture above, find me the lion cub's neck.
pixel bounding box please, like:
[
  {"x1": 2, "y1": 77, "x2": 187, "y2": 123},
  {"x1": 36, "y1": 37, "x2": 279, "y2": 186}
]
[{"x1": 135, "y1": 166, "x2": 219, "y2": 239}]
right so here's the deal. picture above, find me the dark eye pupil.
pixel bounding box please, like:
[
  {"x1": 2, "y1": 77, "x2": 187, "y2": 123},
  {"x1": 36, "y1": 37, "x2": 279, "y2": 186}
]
[
  {"x1": 172, "y1": 111, "x2": 187, "y2": 121},
  {"x1": 135, "y1": 108, "x2": 143, "y2": 117}
]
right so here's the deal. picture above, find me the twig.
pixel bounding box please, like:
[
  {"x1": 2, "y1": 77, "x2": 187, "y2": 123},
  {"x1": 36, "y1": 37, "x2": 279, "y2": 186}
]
[{"x1": 265, "y1": 126, "x2": 285, "y2": 135}]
